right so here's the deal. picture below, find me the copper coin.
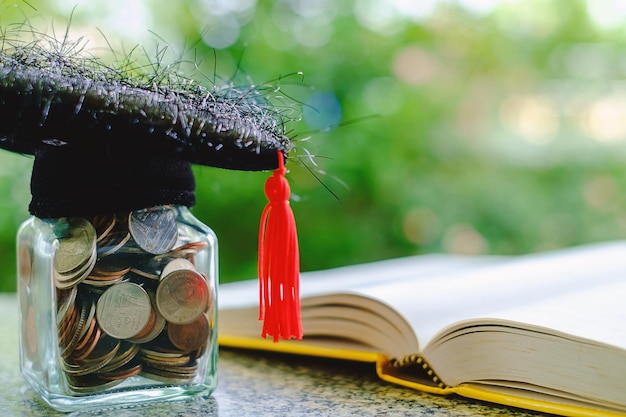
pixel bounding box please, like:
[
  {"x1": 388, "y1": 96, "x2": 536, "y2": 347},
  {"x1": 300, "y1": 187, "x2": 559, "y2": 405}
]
[
  {"x1": 128, "y1": 206, "x2": 178, "y2": 255},
  {"x1": 156, "y1": 269, "x2": 209, "y2": 324},
  {"x1": 18, "y1": 243, "x2": 32, "y2": 286},
  {"x1": 58, "y1": 303, "x2": 78, "y2": 349},
  {"x1": 74, "y1": 316, "x2": 97, "y2": 352},
  {"x1": 62, "y1": 299, "x2": 91, "y2": 358},
  {"x1": 167, "y1": 313, "x2": 210, "y2": 352},
  {"x1": 72, "y1": 325, "x2": 102, "y2": 361},
  {"x1": 56, "y1": 286, "x2": 77, "y2": 324},
  {"x1": 96, "y1": 282, "x2": 152, "y2": 339}
]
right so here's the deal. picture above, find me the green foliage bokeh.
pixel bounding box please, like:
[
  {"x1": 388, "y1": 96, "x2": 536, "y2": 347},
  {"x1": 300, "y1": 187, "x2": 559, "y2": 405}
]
[{"x1": 2, "y1": 0, "x2": 626, "y2": 291}]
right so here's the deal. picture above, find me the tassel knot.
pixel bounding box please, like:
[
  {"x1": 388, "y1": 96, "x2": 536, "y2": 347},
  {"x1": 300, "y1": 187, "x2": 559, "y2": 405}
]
[{"x1": 258, "y1": 151, "x2": 303, "y2": 341}]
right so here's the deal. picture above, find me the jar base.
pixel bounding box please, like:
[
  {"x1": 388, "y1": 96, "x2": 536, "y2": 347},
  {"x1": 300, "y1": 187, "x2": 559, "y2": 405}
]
[{"x1": 29, "y1": 375, "x2": 217, "y2": 413}]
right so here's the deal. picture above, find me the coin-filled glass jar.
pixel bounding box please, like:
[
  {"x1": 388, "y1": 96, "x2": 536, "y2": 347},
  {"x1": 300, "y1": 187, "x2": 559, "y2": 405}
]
[{"x1": 17, "y1": 205, "x2": 218, "y2": 412}]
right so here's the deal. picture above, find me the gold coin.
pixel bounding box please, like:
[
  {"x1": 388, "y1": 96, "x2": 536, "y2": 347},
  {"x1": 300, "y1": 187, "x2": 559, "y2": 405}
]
[
  {"x1": 54, "y1": 248, "x2": 97, "y2": 289},
  {"x1": 53, "y1": 218, "x2": 96, "y2": 275},
  {"x1": 156, "y1": 269, "x2": 209, "y2": 324}
]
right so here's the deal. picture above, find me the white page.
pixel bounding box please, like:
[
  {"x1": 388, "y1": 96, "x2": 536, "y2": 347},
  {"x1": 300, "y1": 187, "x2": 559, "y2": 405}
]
[{"x1": 354, "y1": 241, "x2": 626, "y2": 349}]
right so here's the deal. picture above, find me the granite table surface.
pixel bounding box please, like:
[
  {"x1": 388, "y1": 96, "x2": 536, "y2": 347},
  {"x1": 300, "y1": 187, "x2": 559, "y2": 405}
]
[{"x1": 0, "y1": 294, "x2": 549, "y2": 417}]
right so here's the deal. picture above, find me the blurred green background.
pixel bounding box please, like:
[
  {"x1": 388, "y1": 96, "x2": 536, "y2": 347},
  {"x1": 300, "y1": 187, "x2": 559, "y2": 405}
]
[{"x1": 2, "y1": 0, "x2": 626, "y2": 291}]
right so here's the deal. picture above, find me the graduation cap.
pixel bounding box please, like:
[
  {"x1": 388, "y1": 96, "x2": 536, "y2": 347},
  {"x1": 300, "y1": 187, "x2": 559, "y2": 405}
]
[{"x1": 0, "y1": 29, "x2": 302, "y2": 341}]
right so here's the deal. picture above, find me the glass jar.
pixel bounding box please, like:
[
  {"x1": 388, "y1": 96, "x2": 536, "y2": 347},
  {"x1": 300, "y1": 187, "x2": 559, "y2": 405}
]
[{"x1": 17, "y1": 205, "x2": 218, "y2": 412}]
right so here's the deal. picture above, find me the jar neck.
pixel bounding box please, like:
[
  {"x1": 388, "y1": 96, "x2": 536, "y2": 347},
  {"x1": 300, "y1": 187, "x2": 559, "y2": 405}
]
[{"x1": 29, "y1": 148, "x2": 196, "y2": 218}]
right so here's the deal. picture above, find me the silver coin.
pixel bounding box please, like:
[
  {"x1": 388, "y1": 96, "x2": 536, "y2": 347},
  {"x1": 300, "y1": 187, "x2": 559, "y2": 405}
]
[
  {"x1": 160, "y1": 258, "x2": 196, "y2": 279},
  {"x1": 96, "y1": 282, "x2": 152, "y2": 339},
  {"x1": 128, "y1": 207, "x2": 178, "y2": 255}
]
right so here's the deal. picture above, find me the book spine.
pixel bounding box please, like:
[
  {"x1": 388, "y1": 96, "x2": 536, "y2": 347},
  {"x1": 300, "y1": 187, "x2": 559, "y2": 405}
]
[{"x1": 390, "y1": 354, "x2": 449, "y2": 389}]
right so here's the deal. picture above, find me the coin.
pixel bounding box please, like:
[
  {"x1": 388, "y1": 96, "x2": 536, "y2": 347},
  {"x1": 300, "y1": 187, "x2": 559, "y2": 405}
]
[
  {"x1": 128, "y1": 207, "x2": 178, "y2": 255},
  {"x1": 83, "y1": 264, "x2": 129, "y2": 287},
  {"x1": 98, "y1": 342, "x2": 140, "y2": 374},
  {"x1": 65, "y1": 336, "x2": 120, "y2": 376},
  {"x1": 54, "y1": 218, "x2": 96, "y2": 275},
  {"x1": 74, "y1": 316, "x2": 97, "y2": 353},
  {"x1": 96, "y1": 282, "x2": 152, "y2": 339},
  {"x1": 98, "y1": 361, "x2": 142, "y2": 381},
  {"x1": 58, "y1": 303, "x2": 79, "y2": 349},
  {"x1": 54, "y1": 248, "x2": 97, "y2": 289},
  {"x1": 50, "y1": 211, "x2": 214, "y2": 391},
  {"x1": 160, "y1": 258, "x2": 196, "y2": 278},
  {"x1": 92, "y1": 214, "x2": 116, "y2": 243},
  {"x1": 66, "y1": 374, "x2": 125, "y2": 393},
  {"x1": 97, "y1": 231, "x2": 131, "y2": 257},
  {"x1": 56, "y1": 286, "x2": 77, "y2": 325},
  {"x1": 130, "y1": 291, "x2": 166, "y2": 344},
  {"x1": 140, "y1": 368, "x2": 195, "y2": 385},
  {"x1": 146, "y1": 359, "x2": 198, "y2": 376},
  {"x1": 62, "y1": 298, "x2": 92, "y2": 358},
  {"x1": 167, "y1": 313, "x2": 210, "y2": 352},
  {"x1": 142, "y1": 353, "x2": 191, "y2": 368},
  {"x1": 156, "y1": 269, "x2": 209, "y2": 324},
  {"x1": 19, "y1": 243, "x2": 32, "y2": 286},
  {"x1": 129, "y1": 267, "x2": 159, "y2": 281}
]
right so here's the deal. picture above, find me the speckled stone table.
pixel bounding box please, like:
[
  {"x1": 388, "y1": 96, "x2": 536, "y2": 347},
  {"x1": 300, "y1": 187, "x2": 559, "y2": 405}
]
[{"x1": 0, "y1": 294, "x2": 548, "y2": 416}]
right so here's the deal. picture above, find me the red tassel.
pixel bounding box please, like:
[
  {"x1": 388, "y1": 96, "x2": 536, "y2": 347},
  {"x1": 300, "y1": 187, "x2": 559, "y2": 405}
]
[{"x1": 258, "y1": 151, "x2": 303, "y2": 341}]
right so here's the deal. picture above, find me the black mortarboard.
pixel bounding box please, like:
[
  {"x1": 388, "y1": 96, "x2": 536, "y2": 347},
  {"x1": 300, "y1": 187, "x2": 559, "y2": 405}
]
[
  {"x1": 0, "y1": 27, "x2": 302, "y2": 341},
  {"x1": 0, "y1": 29, "x2": 290, "y2": 217}
]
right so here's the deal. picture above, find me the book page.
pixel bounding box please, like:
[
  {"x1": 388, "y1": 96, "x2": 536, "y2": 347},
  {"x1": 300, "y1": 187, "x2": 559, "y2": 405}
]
[
  {"x1": 219, "y1": 254, "x2": 502, "y2": 356},
  {"x1": 354, "y1": 241, "x2": 626, "y2": 351}
]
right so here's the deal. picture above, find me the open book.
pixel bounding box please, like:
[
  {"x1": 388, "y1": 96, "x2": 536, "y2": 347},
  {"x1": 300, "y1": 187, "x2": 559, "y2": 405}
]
[{"x1": 218, "y1": 241, "x2": 626, "y2": 417}]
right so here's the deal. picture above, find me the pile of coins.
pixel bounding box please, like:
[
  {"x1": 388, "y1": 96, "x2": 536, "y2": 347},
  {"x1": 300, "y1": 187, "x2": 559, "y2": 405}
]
[{"x1": 53, "y1": 206, "x2": 214, "y2": 393}]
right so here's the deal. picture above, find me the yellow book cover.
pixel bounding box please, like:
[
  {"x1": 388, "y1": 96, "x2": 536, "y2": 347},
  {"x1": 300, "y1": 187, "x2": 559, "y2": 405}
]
[{"x1": 218, "y1": 241, "x2": 626, "y2": 417}]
